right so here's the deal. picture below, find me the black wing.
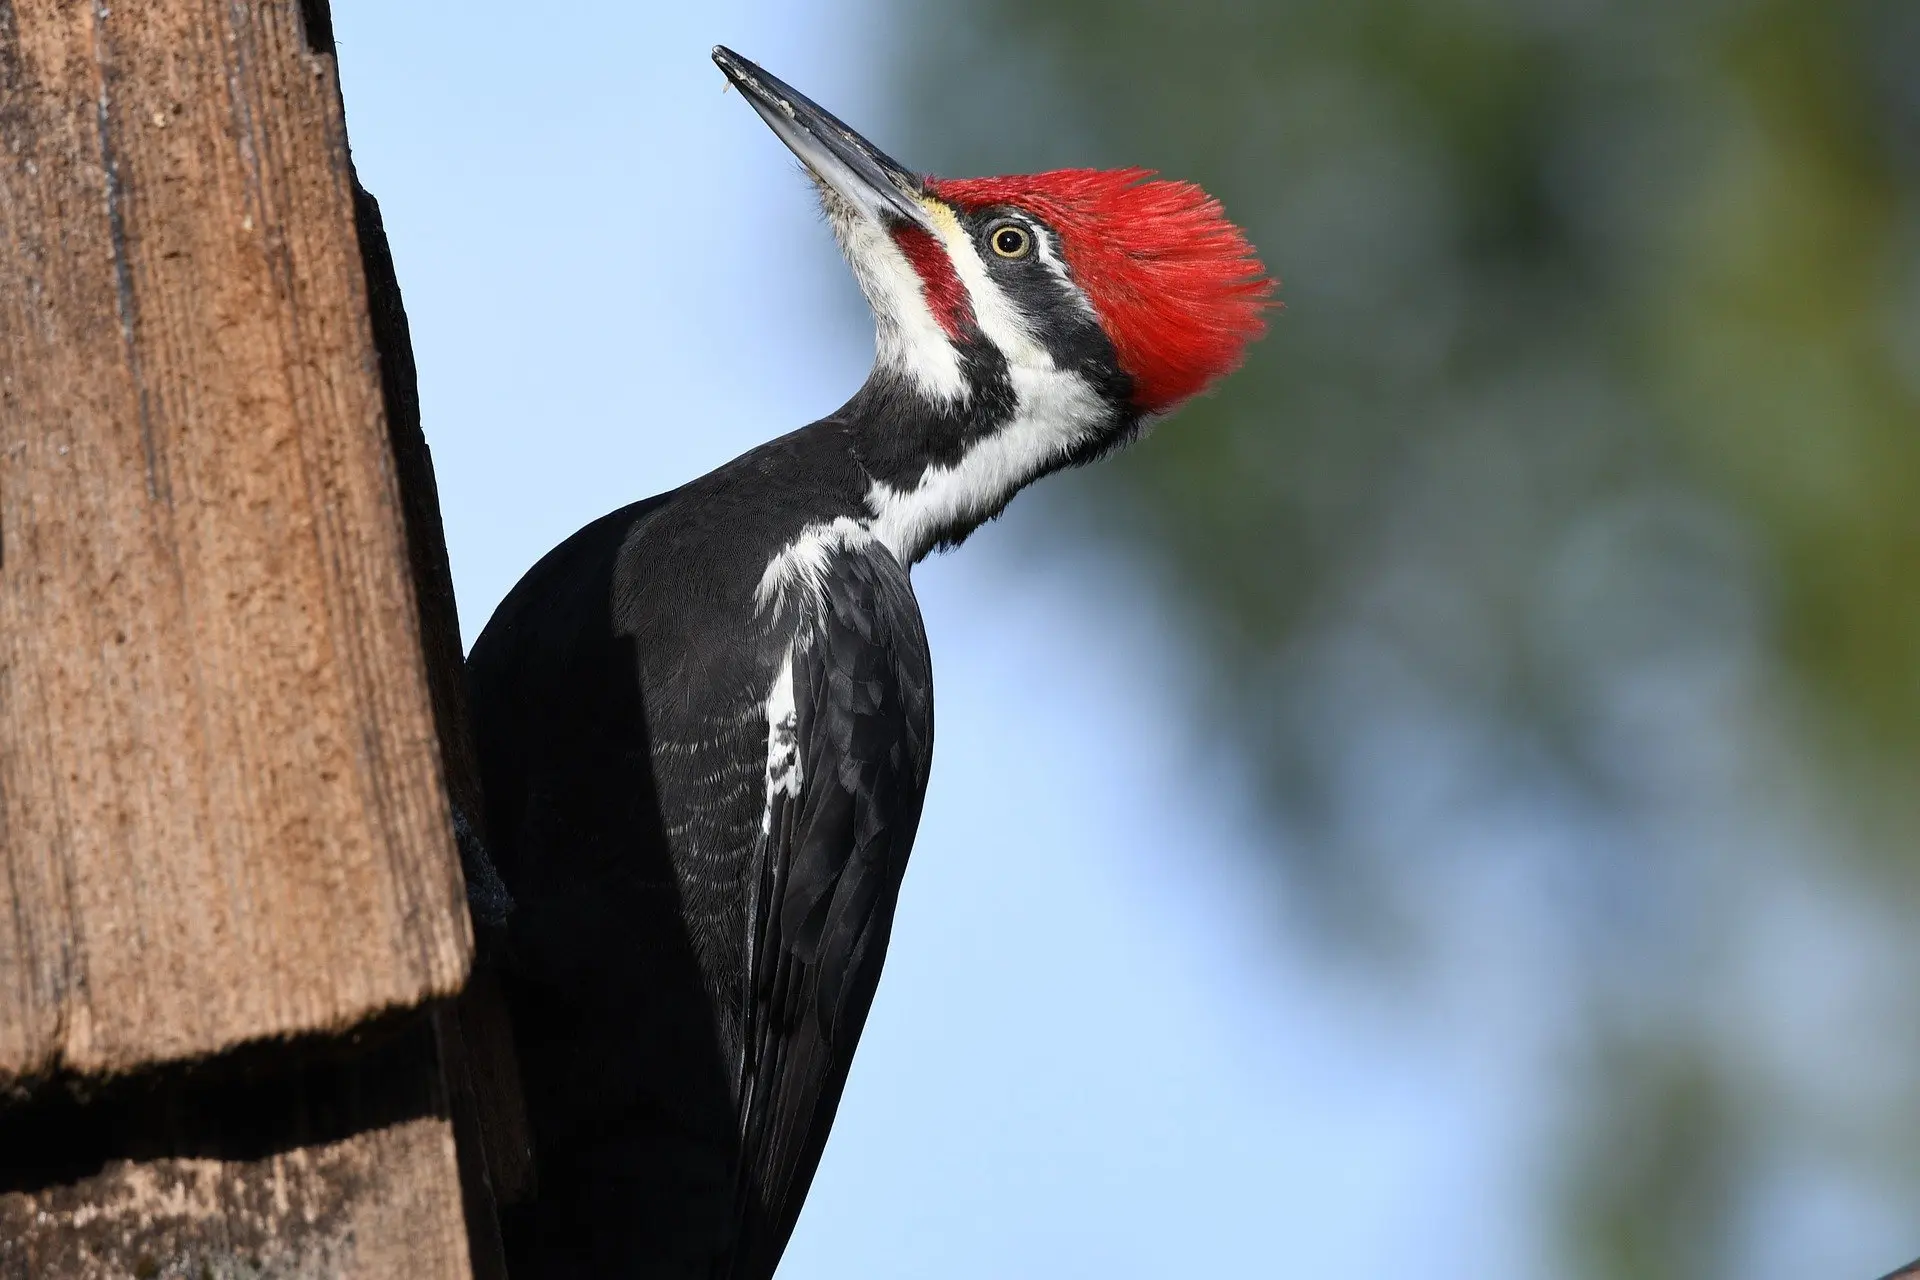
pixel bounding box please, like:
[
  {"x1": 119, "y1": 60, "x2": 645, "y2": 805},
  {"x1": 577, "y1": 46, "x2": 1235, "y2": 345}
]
[{"x1": 724, "y1": 546, "x2": 933, "y2": 1279}]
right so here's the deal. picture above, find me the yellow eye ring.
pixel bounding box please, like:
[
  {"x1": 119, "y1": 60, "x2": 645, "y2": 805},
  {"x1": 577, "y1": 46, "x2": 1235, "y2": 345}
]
[{"x1": 989, "y1": 224, "x2": 1032, "y2": 259}]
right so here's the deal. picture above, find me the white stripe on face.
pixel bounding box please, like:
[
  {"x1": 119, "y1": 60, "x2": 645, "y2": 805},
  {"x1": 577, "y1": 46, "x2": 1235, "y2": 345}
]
[
  {"x1": 1029, "y1": 223, "x2": 1098, "y2": 321},
  {"x1": 863, "y1": 359, "x2": 1109, "y2": 564},
  {"x1": 861, "y1": 201, "x2": 1113, "y2": 564},
  {"x1": 823, "y1": 191, "x2": 968, "y2": 405},
  {"x1": 922, "y1": 202, "x2": 1051, "y2": 371}
]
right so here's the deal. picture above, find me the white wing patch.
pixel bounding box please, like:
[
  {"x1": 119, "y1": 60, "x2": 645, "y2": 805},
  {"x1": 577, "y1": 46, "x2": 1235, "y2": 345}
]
[
  {"x1": 762, "y1": 646, "x2": 801, "y2": 836},
  {"x1": 754, "y1": 516, "x2": 876, "y2": 614}
]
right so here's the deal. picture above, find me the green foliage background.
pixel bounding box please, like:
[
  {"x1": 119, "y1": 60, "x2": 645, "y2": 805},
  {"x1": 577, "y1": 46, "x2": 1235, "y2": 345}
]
[{"x1": 893, "y1": 1, "x2": 1920, "y2": 1274}]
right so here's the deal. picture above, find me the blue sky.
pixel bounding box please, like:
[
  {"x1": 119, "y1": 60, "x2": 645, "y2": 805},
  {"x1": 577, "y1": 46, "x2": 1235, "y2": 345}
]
[{"x1": 327, "y1": 3, "x2": 1539, "y2": 1274}]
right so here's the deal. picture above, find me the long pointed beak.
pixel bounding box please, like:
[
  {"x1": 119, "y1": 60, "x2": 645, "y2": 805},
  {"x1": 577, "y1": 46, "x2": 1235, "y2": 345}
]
[{"x1": 713, "y1": 46, "x2": 939, "y2": 235}]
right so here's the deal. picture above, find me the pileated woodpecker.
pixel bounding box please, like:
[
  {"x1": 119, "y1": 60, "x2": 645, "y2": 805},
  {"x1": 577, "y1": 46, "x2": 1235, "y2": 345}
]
[{"x1": 467, "y1": 46, "x2": 1272, "y2": 1278}]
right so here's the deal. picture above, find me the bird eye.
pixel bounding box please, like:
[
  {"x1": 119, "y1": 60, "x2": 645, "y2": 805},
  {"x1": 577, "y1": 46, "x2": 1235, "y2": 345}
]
[{"x1": 989, "y1": 224, "x2": 1032, "y2": 260}]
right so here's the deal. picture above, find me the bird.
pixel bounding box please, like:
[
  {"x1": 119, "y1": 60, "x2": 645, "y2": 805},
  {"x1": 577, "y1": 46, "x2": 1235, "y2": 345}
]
[{"x1": 465, "y1": 45, "x2": 1273, "y2": 1279}]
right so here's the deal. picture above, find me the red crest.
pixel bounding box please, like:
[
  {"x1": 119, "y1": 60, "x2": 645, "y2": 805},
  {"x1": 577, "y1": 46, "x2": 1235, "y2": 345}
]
[{"x1": 927, "y1": 168, "x2": 1274, "y2": 414}]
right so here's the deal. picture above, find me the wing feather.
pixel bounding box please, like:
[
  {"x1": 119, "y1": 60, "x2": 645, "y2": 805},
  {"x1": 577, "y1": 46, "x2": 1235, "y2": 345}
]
[{"x1": 724, "y1": 545, "x2": 932, "y2": 1279}]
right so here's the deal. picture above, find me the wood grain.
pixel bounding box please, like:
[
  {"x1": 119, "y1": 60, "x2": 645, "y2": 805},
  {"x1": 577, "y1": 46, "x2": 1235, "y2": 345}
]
[
  {"x1": 351, "y1": 179, "x2": 535, "y2": 1218},
  {"x1": 0, "y1": 0, "x2": 471, "y2": 1083},
  {"x1": 0, "y1": 1115, "x2": 471, "y2": 1279},
  {"x1": 0, "y1": 1009, "x2": 472, "y2": 1276}
]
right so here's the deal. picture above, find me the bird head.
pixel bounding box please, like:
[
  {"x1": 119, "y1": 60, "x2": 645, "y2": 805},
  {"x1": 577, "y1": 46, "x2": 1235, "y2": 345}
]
[{"x1": 714, "y1": 47, "x2": 1274, "y2": 561}]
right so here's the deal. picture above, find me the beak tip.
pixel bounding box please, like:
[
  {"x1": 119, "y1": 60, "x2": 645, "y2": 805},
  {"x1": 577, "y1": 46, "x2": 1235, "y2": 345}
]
[
  {"x1": 711, "y1": 47, "x2": 933, "y2": 232},
  {"x1": 712, "y1": 46, "x2": 748, "y2": 86}
]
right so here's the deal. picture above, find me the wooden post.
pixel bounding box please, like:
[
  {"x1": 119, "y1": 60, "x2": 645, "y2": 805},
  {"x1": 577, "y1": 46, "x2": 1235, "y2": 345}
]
[{"x1": 0, "y1": 0, "x2": 520, "y2": 1272}]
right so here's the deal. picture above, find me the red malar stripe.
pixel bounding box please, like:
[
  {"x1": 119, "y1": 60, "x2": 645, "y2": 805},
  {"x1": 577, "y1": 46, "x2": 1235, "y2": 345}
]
[{"x1": 891, "y1": 223, "x2": 974, "y2": 341}]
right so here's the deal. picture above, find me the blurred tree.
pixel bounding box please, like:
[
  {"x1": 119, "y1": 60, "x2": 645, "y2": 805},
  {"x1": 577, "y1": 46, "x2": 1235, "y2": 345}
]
[{"x1": 891, "y1": 0, "x2": 1920, "y2": 1275}]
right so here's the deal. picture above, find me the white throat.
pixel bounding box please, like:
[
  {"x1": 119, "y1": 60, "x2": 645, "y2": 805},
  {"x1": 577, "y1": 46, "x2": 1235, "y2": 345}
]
[
  {"x1": 754, "y1": 361, "x2": 1109, "y2": 618},
  {"x1": 861, "y1": 203, "x2": 1114, "y2": 563},
  {"x1": 864, "y1": 364, "x2": 1108, "y2": 563},
  {"x1": 826, "y1": 192, "x2": 968, "y2": 405},
  {"x1": 778, "y1": 193, "x2": 1118, "y2": 574}
]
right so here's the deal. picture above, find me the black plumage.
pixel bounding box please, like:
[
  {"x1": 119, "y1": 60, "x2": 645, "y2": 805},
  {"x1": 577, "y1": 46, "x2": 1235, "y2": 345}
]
[
  {"x1": 469, "y1": 418, "x2": 934, "y2": 1277},
  {"x1": 460, "y1": 44, "x2": 1250, "y2": 1280}
]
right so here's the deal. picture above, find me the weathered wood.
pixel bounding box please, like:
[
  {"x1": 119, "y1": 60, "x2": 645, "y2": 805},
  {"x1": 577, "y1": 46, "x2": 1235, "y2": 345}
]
[
  {"x1": 0, "y1": 0, "x2": 471, "y2": 1083},
  {"x1": 354, "y1": 174, "x2": 533, "y2": 1232},
  {"x1": 0, "y1": 1013, "x2": 470, "y2": 1278},
  {"x1": 0, "y1": 1118, "x2": 468, "y2": 1279}
]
